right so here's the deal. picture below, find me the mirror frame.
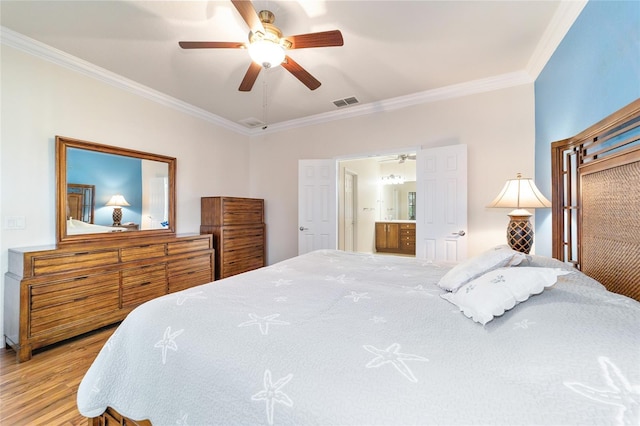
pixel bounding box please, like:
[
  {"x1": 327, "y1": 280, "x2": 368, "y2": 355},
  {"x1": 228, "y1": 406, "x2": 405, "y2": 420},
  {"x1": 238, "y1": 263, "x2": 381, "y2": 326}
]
[{"x1": 56, "y1": 135, "x2": 176, "y2": 245}]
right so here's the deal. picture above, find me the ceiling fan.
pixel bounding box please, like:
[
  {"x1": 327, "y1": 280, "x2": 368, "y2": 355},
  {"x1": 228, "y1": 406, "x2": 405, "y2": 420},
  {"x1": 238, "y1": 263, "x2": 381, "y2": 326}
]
[
  {"x1": 179, "y1": 0, "x2": 344, "y2": 92},
  {"x1": 380, "y1": 154, "x2": 417, "y2": 164}
]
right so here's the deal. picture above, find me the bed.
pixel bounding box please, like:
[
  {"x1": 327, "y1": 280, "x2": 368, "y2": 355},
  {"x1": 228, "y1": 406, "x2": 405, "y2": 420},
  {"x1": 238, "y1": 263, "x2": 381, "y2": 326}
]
[
  {"x1": 77, "y1": 248, "x2": 640, "y2": 426},
  {"x1": 66, "y1": 218, "x2": 126, "y2": 234},
  {"x1": 77, "y1": 100, "x2": 640, "y2": 425}
]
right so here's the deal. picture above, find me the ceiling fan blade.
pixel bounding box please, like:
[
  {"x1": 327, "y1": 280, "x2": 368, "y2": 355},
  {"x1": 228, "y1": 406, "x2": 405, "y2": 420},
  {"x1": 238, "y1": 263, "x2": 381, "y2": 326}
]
[
  {"x1": 285, "y1": 30, "x2": 344, "y2": 49},
  {"x1": 231, "y1": 0, "x2": 265, "y2": 34},
  {"x1": 281, "y1": 56, "x2": 321, "y2": 90},
  {"x1": 179, "y1": 41, "x2": 245, "y2": 49},
  {"x1": 239, "y1": 61, "x2": 262, "y2": 92}
]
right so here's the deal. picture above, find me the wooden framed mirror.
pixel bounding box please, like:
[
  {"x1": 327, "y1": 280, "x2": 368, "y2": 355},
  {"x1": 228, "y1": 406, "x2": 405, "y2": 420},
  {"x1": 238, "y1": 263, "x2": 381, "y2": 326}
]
[{"x1": 56, "y1": 136, "x2": 176, "y2": 244}]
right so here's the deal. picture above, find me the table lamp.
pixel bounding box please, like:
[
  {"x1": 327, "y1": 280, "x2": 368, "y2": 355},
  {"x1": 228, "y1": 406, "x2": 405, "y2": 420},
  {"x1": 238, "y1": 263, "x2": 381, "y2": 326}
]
[
  {"x1": 487, "y1": 173, "x2": 551, "y2": 254},
  {"x1": 105, "y1": 194, "x2": 130, "y2": 226}
]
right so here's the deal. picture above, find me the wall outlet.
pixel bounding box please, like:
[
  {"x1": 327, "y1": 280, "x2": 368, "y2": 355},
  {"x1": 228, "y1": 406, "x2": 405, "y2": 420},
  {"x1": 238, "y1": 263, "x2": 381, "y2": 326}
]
[{"x1": 5, "y1": 216, "x2": 26, "y2": 230}]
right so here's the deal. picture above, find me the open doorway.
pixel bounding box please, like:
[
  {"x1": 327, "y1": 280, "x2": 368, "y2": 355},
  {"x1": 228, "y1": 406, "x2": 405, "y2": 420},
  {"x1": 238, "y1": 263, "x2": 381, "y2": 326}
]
[
  {"x1": 299, "y1": 145, "x2": 467, "y2": 261},
  {"x1": 337, "y1": 152, "x2": 417, "y2": 256}
]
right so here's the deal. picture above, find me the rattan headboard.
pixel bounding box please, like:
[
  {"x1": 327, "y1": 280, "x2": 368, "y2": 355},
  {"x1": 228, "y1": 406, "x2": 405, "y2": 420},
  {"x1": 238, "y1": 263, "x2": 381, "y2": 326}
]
[
  {"x1": 581, "y1": 151, "x2": 640, "y2": 300},
  {"x1": 552, "y1": 98, "x2": 640, "y2": 301}
]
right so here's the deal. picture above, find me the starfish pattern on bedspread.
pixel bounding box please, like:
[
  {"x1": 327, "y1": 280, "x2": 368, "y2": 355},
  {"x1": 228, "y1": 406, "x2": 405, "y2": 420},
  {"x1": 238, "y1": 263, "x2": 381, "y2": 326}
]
[
  {"x1": 325, "y1": 274, "x2": 353, "y2": 284},
  {"x1": 272, "y1": 278, "x2": 293, "y2": 287},
  {"x1": 252, "y1": 370, "x2": 294, "y2": 426},
  {"x1": 564, "y1": 356, "x2": 640, "y2": 425},
  {"x1": 513, "y1": 319, "x2": 536, "y2": 329},
  {"x1": 238, "y1": 313, "x2": 290, "y2": 335},
  {"x1": 154, "y1": 326, "x2": 184, "y2": 364},
  {"x1": 344, "y1": 291, "x2": 370, "y2": 302},
  {"x1": 175, "y1": 290, "x2": 207, "y2": 306},
  {"x1": 363, "y1": 343, "x2": 428, "y2": 383},
  {"x1": 403, "y1": 284, "x2": 437, "y2": 296},
  {"x1": 104, "y1": 329, "x2": 120, "y2": 352},
  {"x1": 266, "y1": 264, "x2": 292, "y2": 273},
  {"x1": 176, "y1": 411, "x2": 189, "y2": 425},
  {"x1": 91, "y1": 377, "x2": 101, "y2": 394}
]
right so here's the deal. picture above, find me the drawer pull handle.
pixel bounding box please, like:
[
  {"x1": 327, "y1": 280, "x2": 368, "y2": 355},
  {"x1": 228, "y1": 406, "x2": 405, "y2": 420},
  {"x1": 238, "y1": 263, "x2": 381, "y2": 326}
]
[
  {"x1": 138, "y1": 245, "x2": 151, "y2": 248},
  {"x1": 74, "y1": 276, "x2": 88, "y2": 281},
  {"x1": 75, "y1": 296, "x2": 88, "y2": 302},
  {"x1": 140, "y1": 281, "x2": 152, "y2": 286},
  {"x1": 76, "y1": 252, "x2": 90, "y2": 255}
]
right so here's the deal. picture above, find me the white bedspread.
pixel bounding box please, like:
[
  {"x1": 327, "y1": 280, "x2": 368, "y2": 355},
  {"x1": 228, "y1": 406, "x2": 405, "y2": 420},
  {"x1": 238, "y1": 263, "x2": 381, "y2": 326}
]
[{"x1": 77, "y1": 250, "x2": 640, "y2": 425}]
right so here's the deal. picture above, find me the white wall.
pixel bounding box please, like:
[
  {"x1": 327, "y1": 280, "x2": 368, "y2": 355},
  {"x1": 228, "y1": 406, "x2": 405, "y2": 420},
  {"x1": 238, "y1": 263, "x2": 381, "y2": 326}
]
[
  {"x1": 250, "y1": 84, "x2": 537, "y2": 265},
  {"x1": 0, "y1": 47, "x2": 251, "y2": 340},
  {"x1": 0, "y1": 45, "x2": 539, "y2": 344}
]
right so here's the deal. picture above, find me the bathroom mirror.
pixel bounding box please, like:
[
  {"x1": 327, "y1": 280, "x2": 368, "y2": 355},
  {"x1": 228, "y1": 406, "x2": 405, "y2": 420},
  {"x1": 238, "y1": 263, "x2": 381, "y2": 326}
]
[
  {"x1": 56, "y1": 136, "x2": 176, "y2": 244},
  {"x1": 379, "y1": 181, "x2": 417, "y2": 220}
]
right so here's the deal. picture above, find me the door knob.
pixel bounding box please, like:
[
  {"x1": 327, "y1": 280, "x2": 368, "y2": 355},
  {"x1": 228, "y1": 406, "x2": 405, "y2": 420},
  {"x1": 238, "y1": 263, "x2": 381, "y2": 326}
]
[
  {"x1": 451, "y1": 230, "x2": 466, "y2": 236},
  {"x1": 299, "y1": 226, "x2": 309, "y2": 231}
]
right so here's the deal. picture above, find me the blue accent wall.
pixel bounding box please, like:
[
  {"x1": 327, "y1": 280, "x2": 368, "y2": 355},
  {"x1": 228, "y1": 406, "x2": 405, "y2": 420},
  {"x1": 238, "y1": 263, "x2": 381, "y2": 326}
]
[
  {"x1": 67, "y1": 148, "x2": 143, "y2": 226},
  {"x1": 534, "y1": 0, "x2": 640, "y2": 256}
]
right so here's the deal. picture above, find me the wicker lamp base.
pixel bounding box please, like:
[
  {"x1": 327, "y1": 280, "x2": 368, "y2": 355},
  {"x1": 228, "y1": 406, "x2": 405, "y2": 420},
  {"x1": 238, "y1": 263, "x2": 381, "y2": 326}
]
[{"x1": 507, "y1": 214, "x2": 533, "y2": 254}]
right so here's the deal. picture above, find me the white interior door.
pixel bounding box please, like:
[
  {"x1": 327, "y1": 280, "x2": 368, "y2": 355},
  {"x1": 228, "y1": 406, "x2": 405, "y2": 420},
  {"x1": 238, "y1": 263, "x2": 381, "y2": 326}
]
[
  {"x1": 298, "y1": 160, "x2": 337, "y2": 255},
  {"x1": 416, "y1": 144, "x2": 468, "y2": 262}
]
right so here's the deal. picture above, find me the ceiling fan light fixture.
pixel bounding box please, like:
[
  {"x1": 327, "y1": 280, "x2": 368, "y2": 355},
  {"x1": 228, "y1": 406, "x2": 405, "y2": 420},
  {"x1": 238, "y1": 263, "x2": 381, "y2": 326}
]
[{"x1": 248, "y1": 39, "x2": 285, "y2": 68}]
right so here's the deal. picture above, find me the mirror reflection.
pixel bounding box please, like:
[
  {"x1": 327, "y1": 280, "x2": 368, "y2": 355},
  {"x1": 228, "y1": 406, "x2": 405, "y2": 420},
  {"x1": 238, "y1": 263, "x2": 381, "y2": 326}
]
[
  {"x1": 57, "y1": 136, "x2": 176, "y2": 243},
  {"x1": 379, "y1": 181, "x2": 417, "y2": 220},
  {"x1": 66, "y1": 148, "x2": 169, "y2": 234}
]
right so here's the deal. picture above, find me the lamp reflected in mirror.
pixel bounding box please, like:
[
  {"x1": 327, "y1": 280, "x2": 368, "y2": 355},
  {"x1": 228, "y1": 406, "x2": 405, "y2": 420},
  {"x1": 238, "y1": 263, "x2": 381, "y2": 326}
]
[{"x1": 105, "y1": 194, "x2": 130, "y2": 226}]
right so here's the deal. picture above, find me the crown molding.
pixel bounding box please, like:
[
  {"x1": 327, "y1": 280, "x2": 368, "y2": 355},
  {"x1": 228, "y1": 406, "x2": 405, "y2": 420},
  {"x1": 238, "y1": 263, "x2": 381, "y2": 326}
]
[
  {"x1": 255, "y1": 71, "x2": 533, "y2": 135},
  {"x1": 0, "y1": 26, "x2": 251, "y2": 135},
  {"x1": 2, "y1": 0, "x2": 584, "y2": 138},
  {"x1": 526, "y1": 0, "x2": 588, "y2": 79}
]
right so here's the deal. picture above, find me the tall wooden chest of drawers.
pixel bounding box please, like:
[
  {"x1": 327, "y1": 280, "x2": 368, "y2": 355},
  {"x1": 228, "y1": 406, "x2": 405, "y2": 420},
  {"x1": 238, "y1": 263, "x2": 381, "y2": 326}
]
[
  {"x1": 200, "y1": 197, "x2": 266, "y2": 280},
  {"x1": 4, "y1": 234, "x2": 214, "y2": 362}
]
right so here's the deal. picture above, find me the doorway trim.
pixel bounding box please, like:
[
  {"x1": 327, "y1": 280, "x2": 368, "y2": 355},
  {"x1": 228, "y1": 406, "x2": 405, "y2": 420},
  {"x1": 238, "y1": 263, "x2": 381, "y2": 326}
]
[{"x1": 343, "y1": 168, "x2": 358, "y2": 252}]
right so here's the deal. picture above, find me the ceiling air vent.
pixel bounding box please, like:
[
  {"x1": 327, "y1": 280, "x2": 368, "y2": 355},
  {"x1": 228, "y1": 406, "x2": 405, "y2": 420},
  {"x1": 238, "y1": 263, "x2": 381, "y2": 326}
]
[
  {"x1": 239, "y1": 117, "x2": 266, "y2": 128},
  {"x1": 332, "y1": 96, "x2": 359, "y2": 108}
]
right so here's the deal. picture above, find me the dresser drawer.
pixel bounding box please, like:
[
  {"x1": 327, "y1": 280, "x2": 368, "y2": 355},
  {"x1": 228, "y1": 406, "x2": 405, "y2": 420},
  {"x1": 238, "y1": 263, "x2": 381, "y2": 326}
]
[
  {"x1": 122, "y1": 264, "x2": 167, "y2": 308},
  {"x1": 29, "y1": 272, "x2": 120, "y2": 336},
  {"x1": 168, "y1": 269, "x2": 213, "y2": 293},
  {"x1": 400, "y1": 223, "x2": 415, "y2": 230},
  {"x1": 202, "y1": 197, "x2": 264, "y2": 226},
  {"x1": 221, "y1": 226, "x2": 264, "y2": 250},
  {"x1": 168, "y1": 253, "x2": 213, "y2": 278},
  {"x1": 221, "y1": 254, "x2": 264, "y2": 278},
  {"x1": 167, "y1": 237, "x2": 211, "y2": 255},
  {"x1": 120, "y1": 244, "x2": 166, "y2": 263},
  {"x1": 31, "y1": 250, "x2": 120, "y2": 276}
]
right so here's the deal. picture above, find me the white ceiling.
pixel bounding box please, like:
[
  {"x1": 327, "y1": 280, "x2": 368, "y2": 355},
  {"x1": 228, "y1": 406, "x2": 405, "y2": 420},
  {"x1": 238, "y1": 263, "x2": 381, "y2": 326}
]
[{"x1": 0, "y1": 1, "x2": 585, "y2": 134}]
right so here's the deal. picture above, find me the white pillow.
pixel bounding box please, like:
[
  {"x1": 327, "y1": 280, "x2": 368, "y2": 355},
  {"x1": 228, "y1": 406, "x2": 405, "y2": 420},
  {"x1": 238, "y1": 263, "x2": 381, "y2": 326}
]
[
  {"x1": 441, "y1": 267, "x2": 572, "y2": 325},
  {"x1": 438, "y1": 245, "x2": 528, "y2": 292}
]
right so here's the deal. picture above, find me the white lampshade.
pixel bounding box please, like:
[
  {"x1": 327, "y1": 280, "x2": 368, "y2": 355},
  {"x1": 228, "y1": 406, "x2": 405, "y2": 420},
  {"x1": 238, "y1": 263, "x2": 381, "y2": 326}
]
[
  {"x1": 105, "y1": 194, "x2": 130, "y2": 207},
  {"x1": 488, "y1": 173, "x2": 551, "y2": 215},
  {"x1": 248, "y1": 40, "x2": 285, "y2": 68}
]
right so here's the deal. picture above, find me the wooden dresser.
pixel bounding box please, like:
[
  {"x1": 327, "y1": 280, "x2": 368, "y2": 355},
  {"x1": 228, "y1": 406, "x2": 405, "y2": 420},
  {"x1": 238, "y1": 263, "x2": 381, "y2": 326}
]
[
  {"x1": 375, "y1": 222, "x2": 416, "y2": 255},
  {"x1": 4, "y1": 234, "x2": 214, "y2": 362},
  {"x1": 200, "y1": 197, "x2": 265, "y2": 280}
]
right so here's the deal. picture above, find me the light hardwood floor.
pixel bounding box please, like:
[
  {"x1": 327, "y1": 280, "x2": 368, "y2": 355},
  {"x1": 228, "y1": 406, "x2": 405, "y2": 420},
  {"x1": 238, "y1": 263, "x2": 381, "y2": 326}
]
[{"x1": 0, "y1": 326, "x2": 115, "y2": 425}]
